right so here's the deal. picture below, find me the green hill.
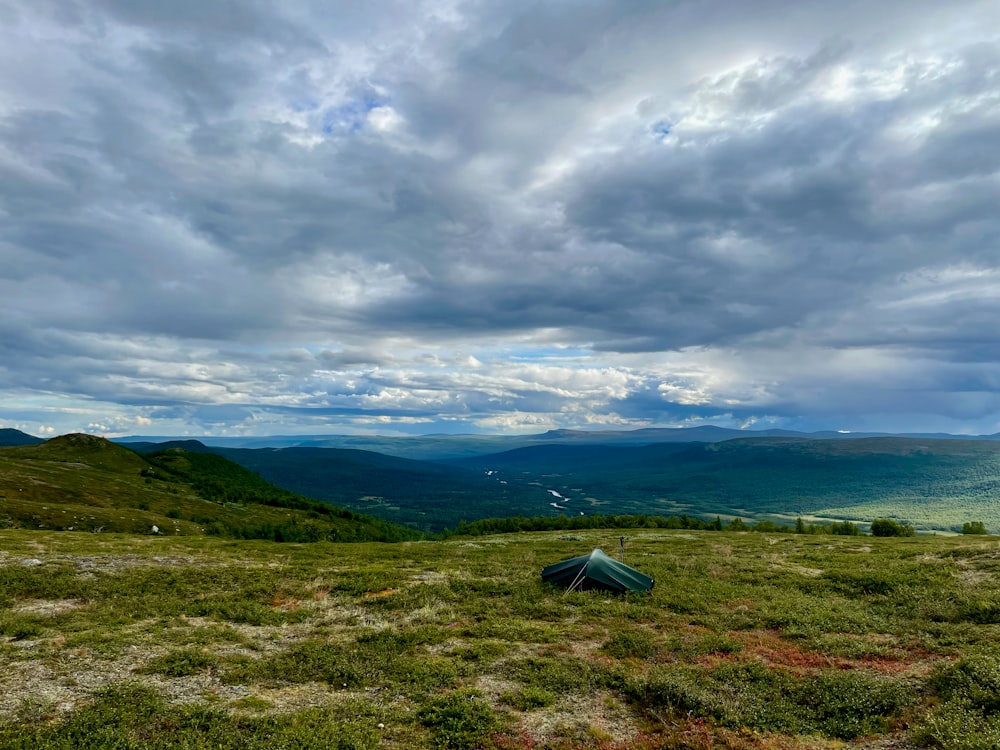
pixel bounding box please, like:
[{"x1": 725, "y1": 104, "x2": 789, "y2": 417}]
[
  {"x1": 0, "y1": 435, "x2": 418, "y2": 542},
  {"x1": 129, "y1": 444, "x2": 545, "y2": 533}
]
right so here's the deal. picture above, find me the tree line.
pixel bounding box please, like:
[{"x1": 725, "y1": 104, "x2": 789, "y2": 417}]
[{"x1": 441, "y1": 513, "x2": 990, "y2": 538}]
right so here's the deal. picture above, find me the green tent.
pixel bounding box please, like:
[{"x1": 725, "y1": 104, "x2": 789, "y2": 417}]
[{"x1": 541, "y1": 548, "x2": 654, "y2": 593}]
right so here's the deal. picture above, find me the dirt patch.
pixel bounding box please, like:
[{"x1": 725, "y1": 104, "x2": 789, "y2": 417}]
[
  {"x1": 13, "y1": 599, "x2": 88, "y2": 616},
  {"x1": 791, "y1": 565, "x2": 824, "y2": 577},
  {"x1": 0, "y1": 646, "x2": 146, "y2": 719},
  {"x1": 517, "y1": 689, "x2": 642, "y2": 745},
  {"x1": 412, "y1": 570, "x2": 448, "y2": 584},
  {"x1": 954, "y1": 557, "x2": 994, "y2": 584},
  {"x1": 475, "y1": 673, "x2": 642, "y2": 745}
]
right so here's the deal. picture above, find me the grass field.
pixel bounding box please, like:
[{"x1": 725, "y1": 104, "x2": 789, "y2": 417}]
[{"x1": 3, "y1": 528, "x2": 1000, "y2": 748}]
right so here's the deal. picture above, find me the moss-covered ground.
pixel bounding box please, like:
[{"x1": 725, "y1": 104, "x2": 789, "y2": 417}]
[{"x1": 2, "y1": 528, "x2": 1000, "y2": 748}]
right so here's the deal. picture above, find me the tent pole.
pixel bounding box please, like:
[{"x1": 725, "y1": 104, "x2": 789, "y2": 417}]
[{"x1": 565, "y1": 564, "x2": 588, "y2": 595}]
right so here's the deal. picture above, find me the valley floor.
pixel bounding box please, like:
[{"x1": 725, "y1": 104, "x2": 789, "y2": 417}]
[{"x1": 2, "y1": 529, "x2": 999, "y2": 749}]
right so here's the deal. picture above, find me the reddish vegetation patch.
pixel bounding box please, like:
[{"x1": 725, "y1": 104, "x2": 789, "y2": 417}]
[
  {"x1": 268, "y1": 593, "x2": 302, "y2": 611},
  {"x1": 493, "y1": 728, "x2": 674, "y2": 750},
  {"x1": 860, "y1": 649, "x2": 953, "y2": 677},
  {"x1": 855, "y1": 657, "x2": 913, "y2": 674},
  {"x1": 747, "y1": 647, "x2": 842, "y2": 671},
  {"x1": 704, "y1": 630, "x2": 952, "y2": 676},
  {"x1": 634, "y1": 719, "x2": 834, "y2": 750}
]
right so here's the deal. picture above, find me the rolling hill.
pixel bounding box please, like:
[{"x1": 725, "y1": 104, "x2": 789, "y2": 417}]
[
  {"x1": 0, "y1": 434, "x2": 418, "y2": 542},
  {"x1": 127, "y1": 442, "x2": 545, "y2": 532}
]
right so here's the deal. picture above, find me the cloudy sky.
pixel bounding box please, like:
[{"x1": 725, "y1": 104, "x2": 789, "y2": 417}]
[{"x1": 2, "y1": 0, "x2": 1000, "y2": 438}]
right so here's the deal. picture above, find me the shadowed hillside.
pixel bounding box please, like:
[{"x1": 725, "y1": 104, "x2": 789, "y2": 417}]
[{"x1": 0, "y1": 428, "x2": 44, "y2": 447}]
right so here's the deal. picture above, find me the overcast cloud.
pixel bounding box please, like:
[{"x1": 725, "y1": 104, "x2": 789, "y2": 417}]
[{"x1": 2, "y1": 0, "x2": 1000, "y2": 437}]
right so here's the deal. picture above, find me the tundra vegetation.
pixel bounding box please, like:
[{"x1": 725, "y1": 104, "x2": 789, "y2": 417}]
[{"x1": 2, "y1": 528, "x2": 1000, "y2": 749}]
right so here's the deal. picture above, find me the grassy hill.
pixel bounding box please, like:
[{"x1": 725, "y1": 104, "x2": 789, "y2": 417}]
[
  {"x1": 127, "y1": 444, "x2": 546, "y2": 533},
  {"x1": 0, "y1": 435, "x2": 418, "y2": 542},
  {"x1": 2, "y1": 526, "x2": 1000, "y2": 748}
]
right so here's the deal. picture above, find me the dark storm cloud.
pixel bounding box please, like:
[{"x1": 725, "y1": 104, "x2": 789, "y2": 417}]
[{"x1": 2, "y1": 0, "x2": 1000, "y2": 435}]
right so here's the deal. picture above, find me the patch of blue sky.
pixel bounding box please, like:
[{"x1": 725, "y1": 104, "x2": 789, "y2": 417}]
[
  {"x1": 289, "y1": 97, "x2": 320, "y2": 113},
  {"x1": 650, "y1": 120, "x2": 672, "y2": 139},
  {"x1": 321, "y1": 91, "x2": 390, "y2": 135},
  {"x1": 506, "y1": 346, "x2": 594, "y2": 361}
]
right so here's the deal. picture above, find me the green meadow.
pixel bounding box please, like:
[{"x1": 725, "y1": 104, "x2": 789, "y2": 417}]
[{"x1": 3, "y1": 528, "x2": 1000, "y2": 749}]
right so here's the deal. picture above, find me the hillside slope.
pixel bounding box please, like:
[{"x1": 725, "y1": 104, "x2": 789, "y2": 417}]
[
  {"x1": 209, "y1": 446, "x2": 543, "y2": 532},
  {"x1": 0, "y1": 435, "x2": 418, "y2": 541}
]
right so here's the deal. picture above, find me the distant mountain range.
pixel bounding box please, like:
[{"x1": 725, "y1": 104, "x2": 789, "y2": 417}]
[{"x1": 113, "y1": 426, "x2": 1000, "y2": 460}]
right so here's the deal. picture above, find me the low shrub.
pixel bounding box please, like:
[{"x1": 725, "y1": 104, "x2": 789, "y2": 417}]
[
  {"x1": 601, "y1": 629, "x2": 658, "y2": 660},
  {"x1": 224, "y1": 639, "x2": 363, "y2": 687},
  {"x1": 928, "y1": 654, "x2": 1000, "y2": 713},
  {"x1": 0, "y1": 682, "x2": 382, "y2": 750},
  {"x1": 418, "y1": 690, "x2": 500, "y2": 750},
  {"x1": 142, "y1": 648, "x2": 218, "y2": 677},
  {"x1": 628, "y1": 663, "x2": 914, "y2": 740},
  {"x1": 501, "y1": 686, "x2": 556, "y2": 711},
  {"x1": 911, "y1": 702, "x2": 1000, "y2": 749},
  {"x1": 503, "y1": 656, "x2": 598, "y2": 694}
]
